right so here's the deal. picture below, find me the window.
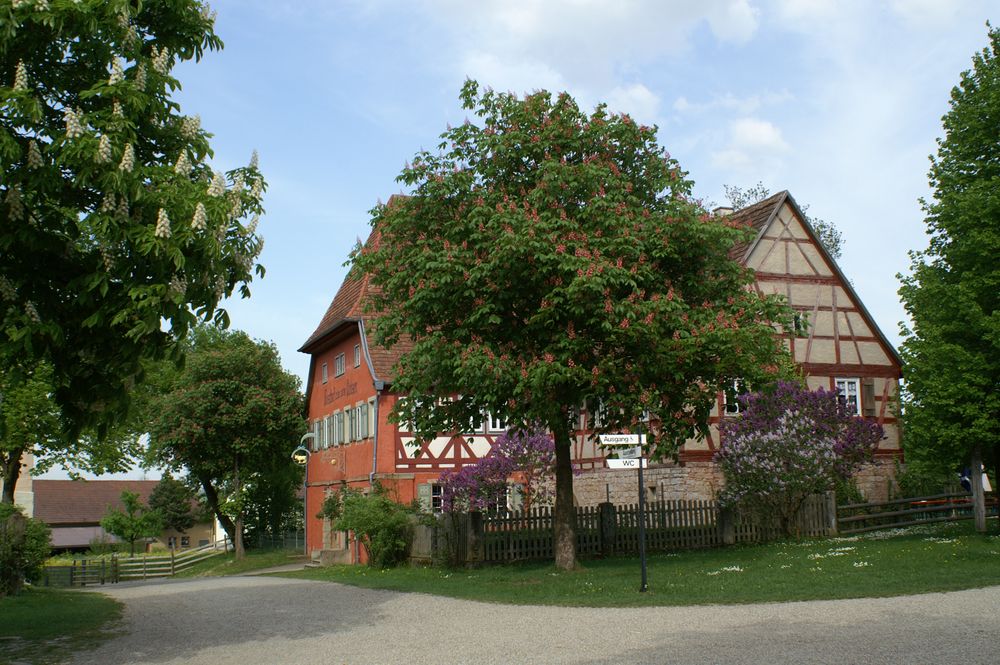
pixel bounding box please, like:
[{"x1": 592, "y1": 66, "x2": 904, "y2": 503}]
[
  {"x1": 723, "y1": 379, "x2": 749, "y2": 415},
  {"x1": 334, "y1": 353, "x2": 346, "y2": 377},
  {"x1": 180, "y1": 536, "x2": 190, "y2": 548},
  {"x1": 349, "y1": 407, "x2": 358, "y2": 441},
  {"x1": 321, "y1": 362, "x2": 328, "y2": 384},
  {"x1": 323, "y1": 415, "x2": 332, "y2": 449},
  {"x1": 311, "y1": 420, "x2": 321, "y2": 451},
  {"x1": 358, "y1": 403, "x2": 369, "y2": 439},
  {"x1": 354, "y1": 344, "x2": 361, "y2": 367},
  {"x1": 431, "y1": 484, "x2": 443, "y2": 513},
  {"x1": 488, "y1": 412, "x2": 506, "y2": 433},
  {"x1": 334, "y1": 411, "x2": 344, "y2": 445},
  {"x1": 836, "y1": 378, "x2": 860, "y2": 415},
  {"x1": 793, "y1": 311, "x2": 809, "y2": 337}
]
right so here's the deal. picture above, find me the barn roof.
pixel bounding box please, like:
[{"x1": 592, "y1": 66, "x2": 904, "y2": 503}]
[{"x1": 33, "y1": 479, "x2": 159, "y2": 525}]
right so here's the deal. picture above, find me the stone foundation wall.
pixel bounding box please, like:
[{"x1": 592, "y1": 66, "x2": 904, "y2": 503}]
[
  {"x1": 573, "y1": 462, "x2": 724, "y2": 506},
  {"x1": 573, "y1": 459, "x2": 897, "y2": 507}
]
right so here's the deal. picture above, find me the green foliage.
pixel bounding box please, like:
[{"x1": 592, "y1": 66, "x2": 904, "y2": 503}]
[
  {"x1": 0, "y1": 503, "x2": 50, "y2": 597},
  {"x1": 898, "y1": 25, "x2": 1000, "y2": 474},
  {"x1": 892, "y1": 459, "x2": 958, "y2": 499},
  {"x1": 99, "y1": 490, "x2": 162, "y2": 556},
  {"x1": 0, "y1": 0, "x2": 266, "y2": 438},
  {"x1": 834, "y1": 477, "x2": 866, "y2": 505},
  {"x1": 148, "y1": 474, "x2": 197, "y2": 533},
  {"x1": 316, "y1": 492, "x2": 343, "y2": 522},
  {"x1": 333, "y1": 486, "x2": 415, "y2": 568},
  {"x1": 147, "y1": 326, "x2": 305, "y2": 552}
]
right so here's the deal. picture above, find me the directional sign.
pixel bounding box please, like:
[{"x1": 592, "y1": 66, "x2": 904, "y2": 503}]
[
  {"x1": 598, "y1": 434, "x2": 647, "y2": 446},
  {"x1": 607, "y1": 458, "x2": 648, "y2": 469},
  {"x1": 617, "y1": 445, "x2": 642, "y2": 460}
]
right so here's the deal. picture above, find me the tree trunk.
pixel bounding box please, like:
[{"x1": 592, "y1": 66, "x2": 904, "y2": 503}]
[
  {"x1": 971, "y1": 446, "x2": 986, "y2": 533},
  {"x1": 197, "y1": 473, "x2": 236, "y2": 545},
  {"x1": 551, "y1": 421, "x2": 577, "y2": 571},
  {"x1": 993, "y1": 447, "x2": 1000, "y2": 535},
  {"x1": 1, "y1": 448, "x2": 24, "y2": 505}
]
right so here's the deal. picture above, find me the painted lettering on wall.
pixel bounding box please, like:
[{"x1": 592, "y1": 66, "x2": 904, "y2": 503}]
[{"x1": 324, "y1": 381, "x2": 357, "y2": 405}]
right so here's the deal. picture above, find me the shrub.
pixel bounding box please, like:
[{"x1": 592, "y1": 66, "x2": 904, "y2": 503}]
[
  {"x1": 0, "y1": 503, "x2": 51, "y2": 597},
  {"x1": 333, "y1": 485, "x2": 416, "y2": 568},
  {"x1": 716, "y1": 381, "x2": 883, "y2": 536}
]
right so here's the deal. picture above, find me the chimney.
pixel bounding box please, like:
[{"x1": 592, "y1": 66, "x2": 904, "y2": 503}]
[{"x1": 713, "y1": 206, "x2": 734, "y2": 217}]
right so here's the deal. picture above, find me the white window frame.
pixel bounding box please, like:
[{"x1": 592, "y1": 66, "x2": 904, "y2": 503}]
[
  {"x1": 334, "y1": 353, "x2": 346, "y2": 377},
  {"x1": 723, "y1": 378, "x2": 749, "y2": 415},
  {"x1": 836, "y1": 378, "x2": 861, "y2": 415},
  {"x1": 321, "y1": 362, "x2": 328, "y2": 384},
  {"x1": 488, "y1": 412, "x2": 506, "y2": 433},
  {"x1": 431, "y1": 484, "x2": 443, "y2": 514},
  {"x1": 354, "y1": 344, "x2": 361, "y2": 368}
]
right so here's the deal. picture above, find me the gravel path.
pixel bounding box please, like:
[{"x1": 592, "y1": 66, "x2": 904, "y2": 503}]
[{"x1": 69, "y1": 576, "x2": 1000, "y2": 665}]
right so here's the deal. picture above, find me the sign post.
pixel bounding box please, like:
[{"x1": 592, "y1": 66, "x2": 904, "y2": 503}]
[{"x1": 598, "y1": 430, "x2": 649, "y2": 593}]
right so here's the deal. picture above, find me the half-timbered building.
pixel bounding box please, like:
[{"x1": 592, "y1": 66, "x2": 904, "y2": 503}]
[{"x1": 299, "y1": 190, "x2": 902, "y2": 558}]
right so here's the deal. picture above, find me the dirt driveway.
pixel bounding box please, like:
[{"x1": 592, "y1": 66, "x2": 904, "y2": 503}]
[{"x1": 69, "y1": 576, "x2": 1000, "y2": 665}]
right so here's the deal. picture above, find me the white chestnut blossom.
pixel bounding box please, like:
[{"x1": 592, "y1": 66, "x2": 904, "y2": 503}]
[
  {"x1": 134, "y1": 63, "x2": 146, "y2": 91},
  {"x1": 191, "y1": 202, "x2": 207, "y2": 230},
  {"x1": 249, "y1": 150, "x2": 259, "y2": 170},
  {"x1": 0, "y1": 276, "x2": 16, "y2": 301},
  {"x1": 247, "y1": 214, "x2": 259, "y2": 235},
  {"x1": 25, "y1": 301, "x2": 41, "y2": 323},
  {"x1": 26, "y1": 140, "x2": 43, "y2": 169},
  {"x1": 116, "y1": 197, "x2": 129, "y2": 219},
  {"x1": 6, "y1": 184, "x2": 24, "y2": 221},
  {"x1": 119, "y1": 143, "x2": 134, "y2": 172},
  {"x1": 113, "y1": 100, "x2": 124, "y2": 118},
  {"x1": 108, "y1": 59, "x2": 123, "y2": 85},
  {"x1": 152, "y1": 46, "x2": 169, "y2": 75},
  {"x1": 207, "y1": 171, "x2": 226, "y2": 197},
  {"x1": 154, "y1": 208, "x2": 171, "y2": 238},
  {"x1": 181, "y1": 115, "x2": 201, "y2": 140},
  {"x1": 64, "y1": 107, "x2": 84, "y2": 138},
  {"x1": 250, "y1": 178, "x2": 263, "y2": 199},
  {"x1": 13, "y1": 61, "x2": 27, "y2": 91},
  {"x1": 174, "y1": 151, "x2": 191, "y2": 176},
  {"x1": 97, "y1": 134, "x2": 112, "y2": 163},
  {"x1": 101, "y1": 192, "x2": 116, "y2": 213}
]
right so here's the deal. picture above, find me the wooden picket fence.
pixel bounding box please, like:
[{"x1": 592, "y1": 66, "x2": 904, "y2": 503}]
[{"x1": 476, "y1": 495, "x2": 833, "y2": 564}]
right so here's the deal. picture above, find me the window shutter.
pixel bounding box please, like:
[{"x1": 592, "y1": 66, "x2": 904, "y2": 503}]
[
  {"x1": 312, "y1": 420, "x2": 321, "y2": 451},
  {"x1": 861, "y1": 378, "x2": 876, "y2": 417},
  {"x1": 416, "y1": 483, "x2": 432, "y2": 512}
]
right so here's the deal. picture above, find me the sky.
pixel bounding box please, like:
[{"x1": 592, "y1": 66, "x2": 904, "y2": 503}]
[{"x1": 38, "y1": 0, "x2": 1000, "y2": 480}]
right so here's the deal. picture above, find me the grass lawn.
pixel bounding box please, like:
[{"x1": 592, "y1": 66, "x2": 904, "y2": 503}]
[
  {"x1": 174, "y1": 547, "x2": 308, "y2": 577},
  {"x1": 281, "y1": 521, "x2": 1000, "y2": 607},
  {"x1": 0, "y1": 588, "x2": 123, "y2": 665}
]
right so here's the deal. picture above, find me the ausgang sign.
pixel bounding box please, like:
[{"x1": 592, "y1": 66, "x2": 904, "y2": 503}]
[{"x1": 598, "y1": 434, "x2": 646, "y2": 446}]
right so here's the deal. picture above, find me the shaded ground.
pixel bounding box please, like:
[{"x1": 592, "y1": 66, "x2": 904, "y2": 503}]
[{"x1": 68, "y1": 575, "x2": 1000, "y2": 665}]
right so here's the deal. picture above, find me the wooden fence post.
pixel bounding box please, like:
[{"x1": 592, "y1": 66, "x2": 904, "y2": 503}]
[
  {"x1": 971, "y1": 446, "x2": 987, "y2": 533},
  {"x1": 718, "y1": 506, "x2": 736, "y2": 546},
  {"x1": 825, "y1": 491, "x2": 839, "y2": 535},
  {"x1": 466, "y1": 511, "x2": 484, "y2": 567},
  {"x1": 598, "y1": 502, "x2": 616, "y2": 556}
]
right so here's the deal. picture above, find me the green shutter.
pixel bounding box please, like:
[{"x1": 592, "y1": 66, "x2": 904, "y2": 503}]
[{"x1": 417, "y1": 483, "x2": 433, "y2": 512}]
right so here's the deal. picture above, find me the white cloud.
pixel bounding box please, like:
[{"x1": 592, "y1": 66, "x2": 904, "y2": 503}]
[
  {"x1": 673, "y1": 90, "x2": 794, "y2": 115},
  {"x1": 605, "y1": 83, "x2": 661, "y2": 123},
  {"x1": 710, "y1": 117, "x2": 789, "y2": 173},
  {"x1": 731, "y1": 117, "x2": 789, "y2": 151}
]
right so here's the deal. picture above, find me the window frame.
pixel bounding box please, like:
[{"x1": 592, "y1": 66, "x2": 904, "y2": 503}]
[
  {"x1": 723, "y1": 378, "x2": 749, "y2": 415},
  {"x1": 835, "y1": 377, "x2": 861, "y2": 415},
  {"x1": 353, "y1": 344, "x2": 361, "y2": 368},
  {"x1": 321, "y1": 362, "x2": 328, "y2": 384},
  {"x1": 334, "y1": 353, "x2": 346, "y2": 377}
]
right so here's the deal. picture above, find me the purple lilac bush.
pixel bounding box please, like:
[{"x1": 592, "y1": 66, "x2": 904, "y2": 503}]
[
  {"x1": 438, "y1": 427, "x2": 556, "y2": 513},
  {"x1": 715, "y1": 380, "x2": 883, "y2": 535}
]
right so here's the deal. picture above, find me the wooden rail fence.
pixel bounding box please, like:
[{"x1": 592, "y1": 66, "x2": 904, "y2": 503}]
[
  {"x1": 837, "y1": 492, "x2": 999, "y2": 534},
  {"x1": 42, "y1": 538, "x2": 232, "y2": 587}
]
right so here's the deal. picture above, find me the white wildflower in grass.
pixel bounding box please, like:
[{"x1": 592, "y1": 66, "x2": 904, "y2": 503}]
[
  {"x1": 191, "y1": 202, "x2": 207, "y2": 230},
  {"x1": 154, "y1": 208, "x2": 171, "y2": 238},
  {"x1": 118, "y1": 143, "x2": 134, "y2": 172},
  {"x1": 181, "y1": 115, "x2": 201, "y2": 140},
  {"x1": 924, "y1": 537, "x2": 958, "y2": 544},
  {"x1": 174, "y1": 151, "x2": 191, "y2": 176},
  {"x1": 134, "y1": 62, "x2": 146, "y2": 91},
  {"x1": 113, "y1": 99, "x2": 123, "y2": 118},
  {"x1": 853, "y1": 561, "x2": 871, "y2": 568},
  {"x1": 26, "y1": 140, "x2": 42, "y2": 169},
  {"x1": 13, "y1": 60, "x2": 28, "y2": 91},
  {"x1": 807, "y1": 553, "x2": 826, "y2": 560},
  {"x1": 64, "y1": 107, "x2": 84, "y2": 138},
  {"x1": 6, "y1": 184, "x2": 24, "y2": 221},
  {"x1": 25, "y1": 301, "x2": 40, "y2": 323},
  {"x1": 97, "y1": 134, "x2": 112, "y2": 163},
  {"x1": 100, "y1": 192, "x2": 116, "y2": 213},
  {"x1": 780, "y1": 564, "x2": 792, "y2": 569},
  {"x1": 721, "y1": 566, "x2": 743, "y2": 572},
  {"x1": 707, "y1": 571, "x2": 720, "y2": 576},
  {"x1": 207, "y1": 171, "x2": 226, "y2": 197},
  {"x1": 108, "y1": 59, "x2": 123, "y2": 85},
  {"x1": 152, "y1": 46, "x2": 169, "y2": 75},
  {"x1": 0, "y1": 276, "x2": 16, "y2": 300}
]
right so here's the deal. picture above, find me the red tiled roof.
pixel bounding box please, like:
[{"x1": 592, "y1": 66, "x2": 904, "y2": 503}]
[{"x1": 33, "y1": 479, "x2": 160, "y2": 525}]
